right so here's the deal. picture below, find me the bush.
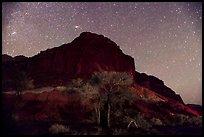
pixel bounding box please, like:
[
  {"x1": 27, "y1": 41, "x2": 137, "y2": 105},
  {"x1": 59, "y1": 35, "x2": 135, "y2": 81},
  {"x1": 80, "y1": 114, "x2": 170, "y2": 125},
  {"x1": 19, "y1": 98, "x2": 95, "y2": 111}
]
[
  {"x1": 124, "y1": 112, "x2": 152, "y2": 130},
  {"x1": 171, "y1": 114, "x2": 189, "y2": 126},
  {"x1": 186, "y1": 116, "x2": 202, "y2": 126},
  {"x1": 134, "y1": 113, "x2": 152, "y2": 129},
  {"x1": 112, "y1": 128, "x2": 126, "y2": 135},
  {"x1": 48, "y1": 124, "x2": 70, "y2": 134},
  {"x1": 12, "y1": 71, "x2": 34, "y2": 95},
  {"x1": 164, "y1": 114, "x2": 202, "y2": 127},
  {"x1": 150, "y1": 117, "x2": 163, "y2": 126}
]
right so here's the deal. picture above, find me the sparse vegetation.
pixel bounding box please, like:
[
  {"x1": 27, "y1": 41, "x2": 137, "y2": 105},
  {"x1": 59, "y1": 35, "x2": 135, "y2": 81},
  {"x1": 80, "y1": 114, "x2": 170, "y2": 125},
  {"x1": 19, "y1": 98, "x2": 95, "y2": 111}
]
[
  {"x1": 162, "y1": 114, "x2": 202, "y2": 127},
  {"x1": 174, "y1": 114, "x2": 202, "y2": 126},
  {"x1": 150, "y1": 117, "x2": 163, "y2": 126},
  {"x1": 49, "y1": 124, "x2": 70, "y2": 134},
  {"x1": 133, "y1": 112, "x2": 152, "y2": 129},
  {"x1": 59, "y1": 72, "x2": 202, "y2": 134},
  {"x1": 188, "y1": 116, "x2": 202, "y2": 126},
  {"x1": 2, "y1": 71, "x2": 202, "y2": 135},
  {"x1": 64, "y1": 72, "x2": 136, "y2": 128},
  {"x1": 112, "y1": 128, "x2": 126, "y2": 135},
  {"x1": 12, "y1": 71, "x2": 34, "y2": 96},
  {"x1": 172, "y1": 114, "x2": 189, "y2": 126}
]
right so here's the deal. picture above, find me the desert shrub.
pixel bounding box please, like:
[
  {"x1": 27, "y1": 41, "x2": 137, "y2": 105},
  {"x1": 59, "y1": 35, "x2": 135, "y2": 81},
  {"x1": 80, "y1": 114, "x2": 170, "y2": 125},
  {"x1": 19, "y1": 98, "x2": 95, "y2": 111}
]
[
  {"x1": 64, "y1": 72, "x2": 135, "y2": 128},
  {"x1": 150, "y1": 117, "x2": 163, "y2": 126},
  {"x1": 162, "y1": 116, "x2": 172, "y2": 126},
  {"x1": 186, "y1": 116, "x2": 202, "y2": 126},
  {"x1": 48, "y1": 124, "x2": 70, "y2": 134},
  {"x1": 126, "y1": 112, "x2": 152, "y2": 130},
  {"x1": 164, "y1": 114, "x2": 202, "y2": 127},
  {"x1": 112, "y1": 128, "x2": 127, "y2": 135},
  {"x1": 11, "y1": 71, "x2": 34, "y2": 96},
  {"x1": 135, "y1": 113, "x2": 152, "y2": 129},
  {"x1": 171, "y1": 114, "x2": 189, "y2": 126}
]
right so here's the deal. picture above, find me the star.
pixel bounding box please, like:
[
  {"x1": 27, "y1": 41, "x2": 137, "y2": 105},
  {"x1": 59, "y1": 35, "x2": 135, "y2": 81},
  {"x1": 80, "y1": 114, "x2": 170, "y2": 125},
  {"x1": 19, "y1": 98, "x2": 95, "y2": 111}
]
[
  {"x1": 11, "y1": 31, "x2": 17, "y2": 35},
  {"x1": 74, "y1": 25, "x2": 80, "y2": 29},
  {"x1": 2, "y1": 2, "x2": 202, "y2": 105}
]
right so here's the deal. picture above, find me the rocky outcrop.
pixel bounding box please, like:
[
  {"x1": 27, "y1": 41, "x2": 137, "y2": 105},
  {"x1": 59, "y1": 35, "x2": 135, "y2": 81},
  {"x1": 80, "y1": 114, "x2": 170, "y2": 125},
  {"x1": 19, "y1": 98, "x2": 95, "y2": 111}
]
[
  {"x1": 187, "y1": 104, "x2": 202, "y2": 116},
  {"x1": 2, "y1": 54, "x2": 13, "y2": 63},
  {"x1": 2, "y1": 32, "x2": 183, "y2": 104},
  {"x1": 2, "y1": 32, "x2": 202, "y2": 131},
  {"x1": 134, "y1": 71, "x2": 184, "y2": 103},
  {"x1": 22, "y1": 32, "x2": 134, "y2": 86}
]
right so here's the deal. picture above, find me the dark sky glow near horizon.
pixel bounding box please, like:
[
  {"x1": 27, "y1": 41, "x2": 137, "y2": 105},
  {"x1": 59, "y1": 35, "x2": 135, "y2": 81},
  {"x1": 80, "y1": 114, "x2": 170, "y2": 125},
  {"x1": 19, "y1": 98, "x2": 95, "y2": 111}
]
[{"x1": 2, "y1": 2, "x2": 202, "y2": 105}]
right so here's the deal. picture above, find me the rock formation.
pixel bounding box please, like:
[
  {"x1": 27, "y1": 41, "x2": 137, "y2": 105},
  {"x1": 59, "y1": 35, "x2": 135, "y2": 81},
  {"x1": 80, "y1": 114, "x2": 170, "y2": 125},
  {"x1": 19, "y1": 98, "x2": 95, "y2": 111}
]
[
  {"x1": 2, "y1": 32, "x2": 186, "y2": 104},
  {"x1": 2, "y1": 32, "x2": 201, "y2": 127},
  {"x1": 134, "y1": 71, "x2": 184, "y2": 103}
]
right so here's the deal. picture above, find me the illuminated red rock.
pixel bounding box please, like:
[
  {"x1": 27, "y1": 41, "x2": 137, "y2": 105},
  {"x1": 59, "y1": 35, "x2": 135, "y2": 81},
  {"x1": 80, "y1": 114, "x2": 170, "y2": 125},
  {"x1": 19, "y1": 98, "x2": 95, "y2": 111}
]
[
  {"x1": 2, "y1": 86, "x2": 200, "y2": 123},
  {"x1": 24, "y1": 32, "x2": 135, "y2": 87},
  {"x1": 2, "y1": 32, "x2": 195, "y2": 107}
]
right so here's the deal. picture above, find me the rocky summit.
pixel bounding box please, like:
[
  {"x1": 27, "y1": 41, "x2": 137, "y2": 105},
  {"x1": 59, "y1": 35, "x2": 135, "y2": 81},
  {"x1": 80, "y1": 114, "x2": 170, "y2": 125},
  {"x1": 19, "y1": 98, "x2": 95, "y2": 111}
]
[
  {"x1": 3, "y1": 32, "x2": 135, "y2": 87},
  {"x1": 2, "y1": 32, "x2": 201, "y2": 118},
  {"x1": 3, "y1": 32, "x2": 183, "y2": 103}
]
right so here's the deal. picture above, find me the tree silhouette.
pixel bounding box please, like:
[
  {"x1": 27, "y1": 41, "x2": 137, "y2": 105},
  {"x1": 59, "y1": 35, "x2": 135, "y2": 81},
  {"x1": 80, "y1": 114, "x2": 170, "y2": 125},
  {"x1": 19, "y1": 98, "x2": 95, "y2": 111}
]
[
  {"x1": 89, "y1": 72, "x2": 135, "y2": 128},
  {"x1": 64, "y1": 72, "x2": 136, "y2": 128},
  {"x1": 12, "y1": 71, "x2": 34, "y2": 96}
]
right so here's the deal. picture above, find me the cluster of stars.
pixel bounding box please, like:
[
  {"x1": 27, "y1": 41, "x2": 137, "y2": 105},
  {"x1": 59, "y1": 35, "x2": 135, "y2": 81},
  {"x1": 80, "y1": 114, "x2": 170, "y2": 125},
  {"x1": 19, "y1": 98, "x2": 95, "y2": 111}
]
[{"x1": 2, "y1": 2, "x2": 202, "y2": 105}]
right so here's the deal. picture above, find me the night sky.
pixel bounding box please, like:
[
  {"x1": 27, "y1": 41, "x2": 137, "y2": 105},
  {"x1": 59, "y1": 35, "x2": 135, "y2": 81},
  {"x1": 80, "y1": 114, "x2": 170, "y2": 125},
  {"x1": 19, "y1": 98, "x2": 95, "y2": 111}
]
[{"x1": 2, "y1": 2, "x2": 202, "y2": 105}]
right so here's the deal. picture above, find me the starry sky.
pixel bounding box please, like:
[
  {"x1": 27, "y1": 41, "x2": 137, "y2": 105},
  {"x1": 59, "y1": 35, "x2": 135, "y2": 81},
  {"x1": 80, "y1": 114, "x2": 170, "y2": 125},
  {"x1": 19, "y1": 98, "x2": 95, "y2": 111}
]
[{"x1": 2, "y1": 2, "x2": 202, "y2": 105}]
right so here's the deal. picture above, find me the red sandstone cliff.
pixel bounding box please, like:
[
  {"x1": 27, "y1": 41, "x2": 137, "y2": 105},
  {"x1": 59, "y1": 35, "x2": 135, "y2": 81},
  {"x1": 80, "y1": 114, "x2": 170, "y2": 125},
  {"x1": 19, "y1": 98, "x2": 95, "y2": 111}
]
[
  {"x1": 2, "y1": 32, "x2": 201, "y2": 125},
  {"x1": 2, "y1": 32, "x2": 184, "y2": 104}
]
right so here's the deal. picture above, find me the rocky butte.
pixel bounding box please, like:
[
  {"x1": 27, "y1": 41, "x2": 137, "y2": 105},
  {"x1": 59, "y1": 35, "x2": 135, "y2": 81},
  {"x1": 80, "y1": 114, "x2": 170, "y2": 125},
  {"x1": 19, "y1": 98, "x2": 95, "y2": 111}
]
[
  {"x1": 2, "y1": 32, "x2": 201, "y2": 122},
  {"x1": 3, "y1": 32, "x2": 135, "y2": 87},
  {"x1": 3, "y1": 32, "x2": 183, "y2": 103}
]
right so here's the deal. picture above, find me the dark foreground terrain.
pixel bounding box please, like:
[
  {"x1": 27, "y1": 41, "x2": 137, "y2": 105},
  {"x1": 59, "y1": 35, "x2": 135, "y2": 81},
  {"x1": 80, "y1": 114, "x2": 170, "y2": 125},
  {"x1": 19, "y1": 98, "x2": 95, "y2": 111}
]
[{"x1": 3, "y1": 120, "x2": 202, "y2": 135}]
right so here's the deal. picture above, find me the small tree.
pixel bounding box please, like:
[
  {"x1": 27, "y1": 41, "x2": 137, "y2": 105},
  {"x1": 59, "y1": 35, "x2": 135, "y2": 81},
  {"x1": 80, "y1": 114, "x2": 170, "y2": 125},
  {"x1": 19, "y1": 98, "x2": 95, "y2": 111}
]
[
  {"x1": 150, "y1": 117, "x2": 163, "y2": 126},
  {"x1": 12, "y1": 71, "x2": 34, "y2": 96},
  {"x1": 65, "y1": 78, "x2": 101, "y2": 126},
  {"x1": 64, "y1": 72, "x2": 136, "y2": 128},
  {"x1": 87, "y1": 71, "x2": 135, "y2": 128},
  {"x1": 81, "y1": 82, "x2": 101, "y2": 126}
]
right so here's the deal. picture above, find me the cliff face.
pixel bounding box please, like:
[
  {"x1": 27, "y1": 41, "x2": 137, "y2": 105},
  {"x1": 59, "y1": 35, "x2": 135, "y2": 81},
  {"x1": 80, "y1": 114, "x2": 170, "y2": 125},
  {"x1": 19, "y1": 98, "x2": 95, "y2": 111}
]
[
  {"x1": 134, "y1": 72, "x2": 184, "y2": 103},
  {"x1": 2, "y1": 31, "x2": 202, "y2": 126},
  {"x1": 2, "y1": 54, "x2": 14, "y2": 63},
  {"x1": 187, "y1": 104, "x2": 202, "y2": 116},
  {"x1": 3, "y1": 32, "x2": 182, "y2": 103},
  {"x1": 25, "y1": 32, "x2": 135, "y2": 86}
]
